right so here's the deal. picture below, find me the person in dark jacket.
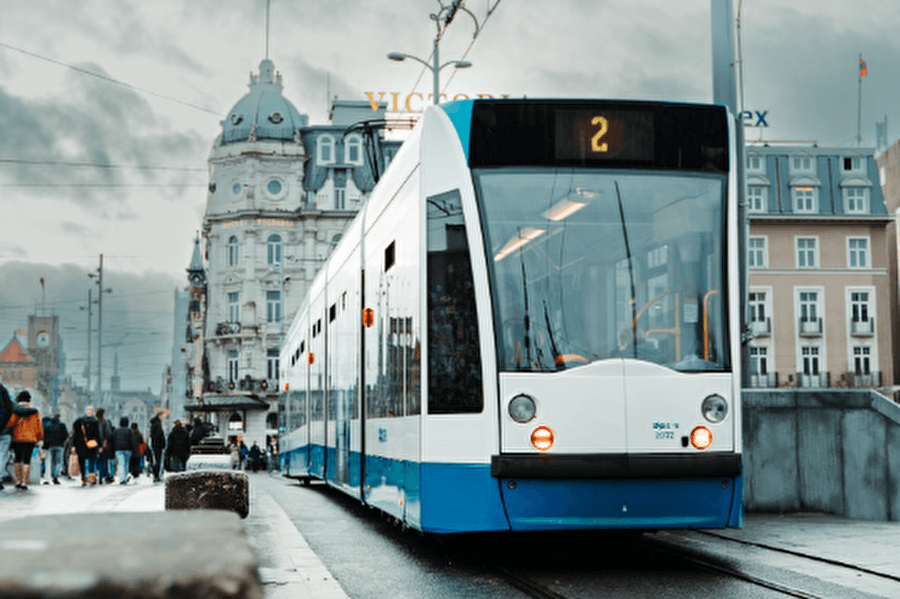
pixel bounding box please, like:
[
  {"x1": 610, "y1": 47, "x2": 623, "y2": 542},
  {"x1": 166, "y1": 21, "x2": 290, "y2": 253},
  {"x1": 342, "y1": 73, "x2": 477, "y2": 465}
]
[
  {"x1": 112, "y1": 416, "x2": 139, "y2": 484},
  {"x1": 129, "y1": 422, "x2": 145, "y2": 479},
  {"x1": 42, "y1": 413, "x2": 68, "y2": 484},
  {"x1": 73, "y1": 406, "x2": 101, "y2": 486},
  {"x1": 166, "y1": 420, "x2": 191, "y2": 472},
  {"x1": 96, "y1": 408, "x2": 114, "y2": 484},
  {"x1": 149, "y1": 408, "x2": 167, "y2": 482}
]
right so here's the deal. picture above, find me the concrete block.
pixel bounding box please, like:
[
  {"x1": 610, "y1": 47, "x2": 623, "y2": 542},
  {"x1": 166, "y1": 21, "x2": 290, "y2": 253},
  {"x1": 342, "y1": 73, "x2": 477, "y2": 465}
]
[
  {"x1": 166, "y1": 470, "x2": 250, "y2": 519},
  {"x1": 0, "y1": 511, "x2": 262, "y2": 598},
  {"x1": 843, "y1": 410, "x2": 889, "y2": 520},
  {"x1": 742, "y1": 404, "x2": 800, "y2": 512},
  {"x1": 797, "y1": 408, "x2": 843, "y2": 514}
]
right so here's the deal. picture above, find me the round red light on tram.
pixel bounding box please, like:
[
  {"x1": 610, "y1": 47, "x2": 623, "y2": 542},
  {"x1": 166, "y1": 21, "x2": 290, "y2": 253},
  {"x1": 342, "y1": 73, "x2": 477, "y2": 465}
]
[
  {"x1": 531, "y1": 426, "x2": 555, "y2": 451},
  {"x1": 691, "y1": 426, "x2": 713, "y2": 450}
]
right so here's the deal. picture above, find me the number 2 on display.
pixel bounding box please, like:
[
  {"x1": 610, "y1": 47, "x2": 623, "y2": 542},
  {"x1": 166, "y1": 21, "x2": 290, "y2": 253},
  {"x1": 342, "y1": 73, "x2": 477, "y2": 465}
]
[{"x1": 591, "y1": 116, "x2": 608, "y2": 153}]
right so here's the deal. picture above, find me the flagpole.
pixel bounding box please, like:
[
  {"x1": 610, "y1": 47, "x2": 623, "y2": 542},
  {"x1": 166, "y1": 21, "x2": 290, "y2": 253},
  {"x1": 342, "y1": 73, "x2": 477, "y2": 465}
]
[{"x1": 858, "y1": 53, "x2": 863, "y2": 147}]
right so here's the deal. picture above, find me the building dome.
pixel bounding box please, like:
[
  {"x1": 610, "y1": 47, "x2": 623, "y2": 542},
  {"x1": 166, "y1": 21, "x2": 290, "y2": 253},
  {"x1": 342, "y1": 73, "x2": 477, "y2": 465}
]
[{"x1": 219, "y1": 59, "x2": 308, "y2": 146}]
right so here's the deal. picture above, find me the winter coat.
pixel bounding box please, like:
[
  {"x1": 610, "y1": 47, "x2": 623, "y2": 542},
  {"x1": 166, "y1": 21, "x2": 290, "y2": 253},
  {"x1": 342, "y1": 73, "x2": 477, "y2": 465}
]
[
  {"x1": 74, "y1": 416, "x2": 101, "y2": 457},
  {"x1": 113, "y1": 425, "x2": 140, "y2": 454},
  {"x1": 149, "y1": 417, "x2": 166, "y2": 449},
  {"x1": 9, "y1": 407, "x2": 43, "y2": 444},
  {"x1": 43, "y1": 417, "x2": 68, "y2": 448},
  {"x1": 166, "y1": 425, "x2": 191, "y2": 458},
  {"x1": 0, "y1": 387, "x2": 14, "y2": 433}
]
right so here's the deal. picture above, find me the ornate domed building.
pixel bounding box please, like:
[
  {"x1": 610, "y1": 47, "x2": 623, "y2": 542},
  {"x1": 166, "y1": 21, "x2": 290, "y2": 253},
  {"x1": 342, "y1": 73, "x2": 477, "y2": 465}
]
[{"x1": 179, "y1": 58, "x2": 398, "y2": 446}]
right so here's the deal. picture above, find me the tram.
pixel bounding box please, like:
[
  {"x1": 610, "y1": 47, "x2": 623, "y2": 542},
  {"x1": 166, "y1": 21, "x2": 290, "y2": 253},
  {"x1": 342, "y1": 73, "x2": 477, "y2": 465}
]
[{"x1": 279, "y1": 99, "x2": 743, "y2": 533}]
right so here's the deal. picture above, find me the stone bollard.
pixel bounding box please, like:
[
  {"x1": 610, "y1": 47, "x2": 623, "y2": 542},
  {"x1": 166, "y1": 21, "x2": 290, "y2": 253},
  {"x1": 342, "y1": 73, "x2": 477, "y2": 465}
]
[
  {"x1": 165, "y1": 470, "x2": 250, "y2": 519},
  {"x1": 0, "y1": 511, "x2": 262, "y2": 598}
]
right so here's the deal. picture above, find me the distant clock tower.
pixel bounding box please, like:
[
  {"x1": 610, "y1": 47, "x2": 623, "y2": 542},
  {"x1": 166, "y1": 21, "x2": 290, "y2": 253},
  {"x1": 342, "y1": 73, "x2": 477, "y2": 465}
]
[{"x1": 27, "y1": 314, "x2": 61, "y2": 410}]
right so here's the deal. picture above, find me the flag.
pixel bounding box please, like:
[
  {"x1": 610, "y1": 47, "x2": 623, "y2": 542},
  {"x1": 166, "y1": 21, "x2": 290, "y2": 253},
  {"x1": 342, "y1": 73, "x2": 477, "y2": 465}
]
[{"x1": 860, "y1": 58, "x2": 867, "y2": 77}]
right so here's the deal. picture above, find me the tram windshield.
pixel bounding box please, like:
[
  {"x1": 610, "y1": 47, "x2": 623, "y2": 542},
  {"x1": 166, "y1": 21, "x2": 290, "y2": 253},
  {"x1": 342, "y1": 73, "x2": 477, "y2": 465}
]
[{"x1": 474, "y1": 168, "x2": 729, "y2": 373}]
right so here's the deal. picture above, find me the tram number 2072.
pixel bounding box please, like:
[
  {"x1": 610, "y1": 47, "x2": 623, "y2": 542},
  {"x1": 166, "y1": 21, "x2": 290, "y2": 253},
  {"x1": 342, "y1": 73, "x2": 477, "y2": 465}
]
[{"x1": 653, "y1": 421, "x2": 680, "y2": 440}]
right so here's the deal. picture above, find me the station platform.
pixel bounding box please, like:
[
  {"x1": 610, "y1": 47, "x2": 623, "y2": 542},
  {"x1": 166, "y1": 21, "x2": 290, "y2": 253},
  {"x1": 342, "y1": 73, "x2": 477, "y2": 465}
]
[{"x1": 1, "y1": 472, "x2": 899, "y2": 598}]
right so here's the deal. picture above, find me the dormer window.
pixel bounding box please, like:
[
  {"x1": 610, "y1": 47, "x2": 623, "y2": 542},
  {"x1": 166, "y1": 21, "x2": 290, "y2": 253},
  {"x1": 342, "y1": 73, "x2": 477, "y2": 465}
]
[
  {"x1": 793, "y1": 186, "x2": 818, "y2": 213},
  {"x1": 843, "y1": 186, "x2": 870, "y2": 213},
  {"x1": 791, "y1": 155, "x2": 815, "y2": 174},
  {"x1": 843, "y1": 156, "x2": 862, "y2": 172},
  {"x1": 269, "y1": 112, "x2": 284, "y2": 124},
  {"x1": 746, "y1": 154, "x2": 764, "y2": 174},
  {"x1": 318, "y1": 135, "x2": 336, "y2": 164},
  {"x1": 346, "y1": 134, "x2": 363, "y2": 165}
]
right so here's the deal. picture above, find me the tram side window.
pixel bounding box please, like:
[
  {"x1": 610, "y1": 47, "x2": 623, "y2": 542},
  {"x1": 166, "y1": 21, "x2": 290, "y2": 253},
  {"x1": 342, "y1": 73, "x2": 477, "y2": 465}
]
[{"x1": 427, "y1": 189, "x2": 483, "y2": 414}]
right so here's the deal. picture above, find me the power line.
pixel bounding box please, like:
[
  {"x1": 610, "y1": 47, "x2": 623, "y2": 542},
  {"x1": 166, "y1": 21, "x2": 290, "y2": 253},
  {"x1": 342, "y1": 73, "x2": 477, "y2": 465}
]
[
  {"x1": 0, "y1": 182, "x2": 204, "y2": 188},
  {"x1": 0, "y1": 41, "x2": 221, "y2": 117},
  {"x1": 0, "y1": 158, "x2": 206, "y2": 172}
]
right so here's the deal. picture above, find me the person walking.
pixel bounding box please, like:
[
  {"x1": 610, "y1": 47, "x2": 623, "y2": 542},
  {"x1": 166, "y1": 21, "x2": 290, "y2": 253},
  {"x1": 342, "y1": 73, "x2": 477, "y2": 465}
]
[
  {"x1": 166, "y1": 420, "x2": 191, "y2": 472},
  {"x1": 8, "y1": 391, "x2": 43, "y2": 490},
  {"x1": 0, "y1": 383, "x2": 15, "y2": 489},
  {"x1": 112, "y1": 416, "x2": 139, "y2": 484},
  {"x1": 228, "y1": 438, "x2": 240, "y2": 470},
  {"x1": 149, "y1": 409, "x2": 167, "y2": 481},
  {"x1": 74, "y1": 406, "x2": 101, "y2": 486},
  {"x1": 130, "y1": 422, "x2": 145, "y2": 480},
  {"x1": 96, "y1": 408, "x2": 114, "y2": 484},
  {"x1": 42, "y1": 413, "x2": 68, "y2": 484}
]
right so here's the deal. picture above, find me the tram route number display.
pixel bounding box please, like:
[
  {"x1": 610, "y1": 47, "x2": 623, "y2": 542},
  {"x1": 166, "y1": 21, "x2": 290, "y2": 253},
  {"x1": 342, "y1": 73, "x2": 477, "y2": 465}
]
[{"x1": 554, "y1": 109, "x2": 654, "y2": 162}]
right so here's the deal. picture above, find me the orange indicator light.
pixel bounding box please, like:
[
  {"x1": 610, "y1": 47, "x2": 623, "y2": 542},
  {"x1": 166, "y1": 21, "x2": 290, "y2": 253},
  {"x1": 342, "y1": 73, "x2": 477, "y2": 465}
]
[
  {"x1": 691, "y1": 426, "x2": 713, "y2": 450},
  {"x1": 531, "y1": 426, "x2": 555, "y2": 451}
]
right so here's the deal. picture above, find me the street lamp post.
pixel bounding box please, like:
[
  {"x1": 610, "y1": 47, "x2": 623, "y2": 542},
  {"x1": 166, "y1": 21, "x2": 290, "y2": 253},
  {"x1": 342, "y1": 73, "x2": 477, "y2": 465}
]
[{"x1": 387, "y1": 3, "x2": 475, "y2": 105}]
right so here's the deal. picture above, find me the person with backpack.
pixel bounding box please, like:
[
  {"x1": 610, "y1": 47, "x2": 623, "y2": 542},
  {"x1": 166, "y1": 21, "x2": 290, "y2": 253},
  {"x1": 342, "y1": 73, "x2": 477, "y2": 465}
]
[{"x1": 42, "y1": 413, "x2": 68, "y2": 484}]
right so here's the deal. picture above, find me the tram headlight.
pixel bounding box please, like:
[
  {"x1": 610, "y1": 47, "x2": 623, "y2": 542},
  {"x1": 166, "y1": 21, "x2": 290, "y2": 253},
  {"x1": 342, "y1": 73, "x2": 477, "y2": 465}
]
[
  {"x1": 508, "y1": 394, "x2": 537, "y2": 423},
  {"x1": 701, "y1": 394, "x2": 729, "y2": 423},
  {"x1": 531, "y1": 426, "x2": 555, "y2": 451},
  {"x1": 691, "y1": 426, "x2": 713, "y2": 450}
]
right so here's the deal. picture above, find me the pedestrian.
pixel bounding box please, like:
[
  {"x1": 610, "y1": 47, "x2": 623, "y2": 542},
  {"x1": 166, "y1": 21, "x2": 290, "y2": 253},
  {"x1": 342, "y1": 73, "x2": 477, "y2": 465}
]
[
  {"x1": 73, "y1": 406, "x2": 101, "y2": 486},
  {"x1": 42, "y1": 413, "x2": 68, "y2": 484},
  {"x1": 248, "y1": 440, "x2": 262, "y2": 472},
  {"x1": 0, "y1": 383, "x2": 16, "y2": 489},
  {"x1": 165, "y1": 419, "x2": 191, "y2": 472},
  {"x1": 228, "y1": 438, "x2": 240, "y2": 470},
  {"x1": 129, "y1": 422, "x2": 145, "y2": 479},
  {"x1": 96, "y1": 408, "x2": 114, "y2": 484},
  {"x1": 8, "y1": 391, "x2": 43, "y2": 490},
  {"x1": 113, "y1": 416, "x2": 139, "y2": 484},
  {"x1": 149, "y1": 408, "x2": 167, "y2": 482},
  {"x1": 239, "y1": 440, "x2": 248, "y2": 470}
]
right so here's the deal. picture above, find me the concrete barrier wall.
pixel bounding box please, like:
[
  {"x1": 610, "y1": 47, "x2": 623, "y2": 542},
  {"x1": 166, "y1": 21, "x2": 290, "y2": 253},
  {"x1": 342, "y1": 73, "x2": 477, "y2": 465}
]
[{"x1": 743, "y1": 389, "x2": 900, "y2": 521}]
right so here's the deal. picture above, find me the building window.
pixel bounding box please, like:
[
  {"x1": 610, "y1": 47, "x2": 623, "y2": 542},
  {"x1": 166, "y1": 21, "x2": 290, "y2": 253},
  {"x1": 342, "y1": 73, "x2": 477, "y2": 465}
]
[
  {"x1": 748, "y1": 237, "x2": 767, "y2": 268},
  {"x1": 791, "y1": 156, "x2": 814, "y2": 174},
  {"x1": 267, "y1": 348, "x2": 280, "y2": 381},
  {"x1": 747, "y1": 155, "x2": 764, "y2": 173},
  {"x1": 853, "y1": 346, "x2": 871, "y2": 375},
  {"x1": 801, "y1": 346, "x2": 820, "y2": 375},
  {"x1": 747, "y1": 186, "x2": 767, "y2": 212},
  {"x1": 850, "y1": 291, "x2": 870, "y2": 323},
  {"x1": 843, "y1": 156, "x2": 862, "y2": 172},
  {"x1": 346, "y1": 134, "x2": 363, "y2": 165},
  {"x1": 267, "y1": 291, "x2": 282, "y2": 323},
  {"x1": 749, "y1": 292, "x2": 767, "y2": 323},
  {"x1": 848, "y1": 237, "x2": 869, "y2": 268},
  {"x1": 267, "y1": 234, "x2": 283, "y2": 265},
  {"x1": 796, "y1": 237, "x2": 817, "y2": 268},
  {"x1": 793, "y1": 186, "x2": 817, "y2": 213},
  {"x1": 227, "y1": 236, "x2": 239, "y2": 267},
  {"x1": 228, "y1": 349, "x2": 239, "y2": 382},
  {"x1": 318, "y1": 135, "x2": 335, "y2": 164},
  {"x1": 843, "y1": 187, "x2": 869, "y2": 213},
  {"x1": 750, "y1": 346, "x2": 768, "y2": 375},
  {"x1": 228, "y1": 292, "x2": 240, "y2": 322}
]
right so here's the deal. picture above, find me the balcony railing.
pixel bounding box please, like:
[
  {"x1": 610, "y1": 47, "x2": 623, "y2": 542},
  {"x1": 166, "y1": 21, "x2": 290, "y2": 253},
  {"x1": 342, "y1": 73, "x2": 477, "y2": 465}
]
[
  {"x1": 851, "y1": 318, "x2": 874, "y2": 337},
  {"x1": 749, "y1": 318, "x2": 771, "y2": 337},
  {"x1": 744, "y1": 371, "x2": 882, "y2": 390},
  {"x1": 215, "y1": 321, "x2": 259, "y2": 338},
  {"x1": 747, "y1": 372, "x2": 778, "y2": 388},
  {"x1": 798, "y1": 317, "x2": 823, "y2": 337},
  {"x1": 796, "y1": 371, "x2": 830, "y2": 388}
]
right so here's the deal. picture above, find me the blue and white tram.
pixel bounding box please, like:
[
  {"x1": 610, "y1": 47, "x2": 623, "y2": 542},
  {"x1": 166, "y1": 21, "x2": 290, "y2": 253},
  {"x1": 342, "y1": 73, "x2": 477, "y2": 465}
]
[{"x1": 279, "y1": 99, "x2": 743, "y2": 533}]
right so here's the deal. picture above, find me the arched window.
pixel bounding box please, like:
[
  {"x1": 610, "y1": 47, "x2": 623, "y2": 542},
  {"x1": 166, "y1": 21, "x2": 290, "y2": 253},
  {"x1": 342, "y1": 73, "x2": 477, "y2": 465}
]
[
  {"x1": 318, "y1": 135, "x2": 335, "y2": 164},
  {"x1": 267, "y1": 234, "x2": 283, "y2": 265},
  {"x1": 227, "y1": 235, "x2": 239, "y2": 267},
  {"x1": 346, "y1": 134, "x2": 363, "y2": 165}
]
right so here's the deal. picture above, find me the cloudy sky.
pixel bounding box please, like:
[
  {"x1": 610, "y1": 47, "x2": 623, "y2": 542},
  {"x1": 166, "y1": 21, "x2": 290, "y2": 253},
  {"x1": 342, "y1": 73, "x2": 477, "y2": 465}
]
[{"x1": 1, "y1": 0, "x2": 898, "y2": 392}]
